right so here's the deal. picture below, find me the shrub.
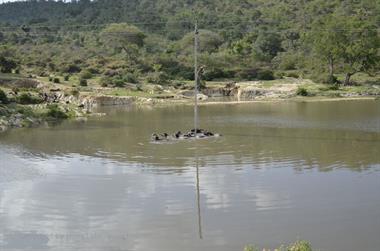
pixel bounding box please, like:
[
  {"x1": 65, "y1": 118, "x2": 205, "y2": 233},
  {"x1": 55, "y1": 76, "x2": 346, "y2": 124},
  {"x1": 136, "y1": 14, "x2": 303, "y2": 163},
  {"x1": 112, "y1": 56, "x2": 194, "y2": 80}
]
[
  {"x1": 257, "y1": 69, "x2": 275, "y2": 80},
  {"x1": 79, "y1": 78, "x2": 88, "y2": 86},
  {"x1": 296, "y1": 87, "x2": 309, "y2": 96},
  {"x1": 70, "y1": 88, "x2": 80, "y2": 96},
  {"x1": 287, "y1": 240, "x2": 313, "y2": 251},
  {"x1": 123, "y1": 73, "x2": 139, "y2": 84},
  {"x1": 146, "y1": 71, "x2": 170, "y2": 85},
  {"x1": 99, "y1": 76, "x2": 112, "y2": 87},
  {"x1": 48, "y1": 76, "x2": 53, "y2": 82},
  {"x1": 17, "y1": 93, "x2": 42, "y2": 104},
  {"x1": 310, "y1": 73, "x2": 338, "y2": 84},
  {"x1": 328, "y1": 83, "x2": 340, "y2": 90},
  {"x1": 13, "y1": 79, "x2": 39, "y2": 89},
  {"x1": 203, "y1": 68, "x2": 234, "y2": 81},
  {"x1": 64, "y1": 75, "x2": 70, "y2": 81},
  {"x1": 285, "y1": 72, "x2": 299, "y2": 78},
  {"x1": 0, "y1": 89, "x2": 8, "y2": 104},
  {"x1": 53, "y1": 77, "x2": 60, "y2": 83},
  {"x1": 63, "y1": 64, "x2": 81, "y2": 73},
  {"x1": 46, "y1": 104, "x2": 68, "y2": 119},
  {"x1": 80, "y1": 70, "x2": 93, "y2": 80},
  {"x1": 112, "y1": 78, "x2": 125, "y2": 87},
  {"x1": 235, "y1": 68, "x2": 258, "y2": 80},
  {"x1": 326, "y1": 75, "x2": 338, "y2": 84}
]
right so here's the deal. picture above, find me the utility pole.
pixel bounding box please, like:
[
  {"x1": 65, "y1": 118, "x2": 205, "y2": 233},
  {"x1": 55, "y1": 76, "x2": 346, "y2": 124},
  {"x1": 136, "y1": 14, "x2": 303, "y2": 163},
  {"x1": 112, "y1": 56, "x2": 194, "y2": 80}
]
[{"x1": 194, "y1": 20, "x2": 199, "y2": 133}]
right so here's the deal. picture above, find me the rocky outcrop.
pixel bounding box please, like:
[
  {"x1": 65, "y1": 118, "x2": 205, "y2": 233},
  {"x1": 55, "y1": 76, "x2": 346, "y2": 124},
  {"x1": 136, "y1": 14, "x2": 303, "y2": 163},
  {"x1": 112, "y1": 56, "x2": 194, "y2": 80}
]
[{"x1": 0, "y1": 113, "x2": 41, "y2": 132}]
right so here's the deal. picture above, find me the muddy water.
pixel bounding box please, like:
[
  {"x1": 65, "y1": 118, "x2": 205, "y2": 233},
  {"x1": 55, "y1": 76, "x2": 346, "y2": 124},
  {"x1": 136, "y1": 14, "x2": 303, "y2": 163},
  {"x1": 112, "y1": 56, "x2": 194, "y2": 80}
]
[{"x1": 0, "y1": 100, "x2": 380, "y2": 251}]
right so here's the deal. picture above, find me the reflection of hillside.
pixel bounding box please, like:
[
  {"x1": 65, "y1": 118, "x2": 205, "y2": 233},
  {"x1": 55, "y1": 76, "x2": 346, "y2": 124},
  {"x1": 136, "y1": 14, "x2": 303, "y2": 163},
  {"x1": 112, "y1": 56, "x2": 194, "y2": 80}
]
[{"x1": 0, "y1": 101, "x2": 379, "y2": 172}]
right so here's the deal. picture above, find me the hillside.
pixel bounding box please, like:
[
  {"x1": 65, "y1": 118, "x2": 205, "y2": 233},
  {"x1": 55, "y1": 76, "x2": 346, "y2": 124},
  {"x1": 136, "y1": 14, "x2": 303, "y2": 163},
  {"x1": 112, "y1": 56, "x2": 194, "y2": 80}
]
[{"x1": 0, "y1": 0, "x2": 379, "y2": 88}]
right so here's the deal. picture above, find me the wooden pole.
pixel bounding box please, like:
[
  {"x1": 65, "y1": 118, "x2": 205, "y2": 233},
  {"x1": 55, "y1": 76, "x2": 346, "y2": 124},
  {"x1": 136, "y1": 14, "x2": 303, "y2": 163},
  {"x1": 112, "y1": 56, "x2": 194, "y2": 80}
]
[{"x1": 194, "y1": 21, "x2": 199, "y2": 133}]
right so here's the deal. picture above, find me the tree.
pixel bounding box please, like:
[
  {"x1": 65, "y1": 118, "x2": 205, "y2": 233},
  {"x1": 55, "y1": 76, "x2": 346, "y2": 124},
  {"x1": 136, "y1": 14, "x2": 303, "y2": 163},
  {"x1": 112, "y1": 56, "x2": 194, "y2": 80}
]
[
  {"x1": 101, "y1": 23, "x2": 146, "y2": 57},
  {"x1": 308, "y1": 16, "x2": 345, "y2": 82},
  {"x1": 0, "y1": 56, "x2": 17, "y2": 73},
  {"x1": 252, "y1": 31, "x2": 283, "y2": 62},
  {"x1": 179, "y1": 30, "x2": 224, "y2": 54},
  {"x1": 339, "y1": 17, "x2": 380, "y2": 85},
  {"x1": 308, "y1": 11, "x2": 380, "y2": 85}
]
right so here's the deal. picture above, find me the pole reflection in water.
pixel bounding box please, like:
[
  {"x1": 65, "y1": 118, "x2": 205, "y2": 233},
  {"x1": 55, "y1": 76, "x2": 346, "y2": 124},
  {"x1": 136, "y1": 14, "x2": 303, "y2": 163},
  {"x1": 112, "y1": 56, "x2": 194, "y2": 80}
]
[{"x1": 195, "y1": 144, "x2": 203, "y2": 239}]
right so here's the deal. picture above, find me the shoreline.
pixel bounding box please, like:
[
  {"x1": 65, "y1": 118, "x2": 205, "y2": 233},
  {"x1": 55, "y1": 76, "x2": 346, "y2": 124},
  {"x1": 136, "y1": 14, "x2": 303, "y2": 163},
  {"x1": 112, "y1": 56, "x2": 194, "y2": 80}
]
[
  {"x1": 1, "y1": 77, "x2": 379, "y2": 133},
  {"x1": 195, "y1": 96, "x2": 378, "y2": 106}
]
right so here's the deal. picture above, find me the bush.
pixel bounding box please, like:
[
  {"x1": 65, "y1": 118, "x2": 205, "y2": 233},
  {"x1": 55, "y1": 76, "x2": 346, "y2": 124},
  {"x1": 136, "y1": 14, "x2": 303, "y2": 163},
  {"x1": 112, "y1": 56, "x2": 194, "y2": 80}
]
[
  {"x1": 296, "y1": 87, "x2": 309, "y2": 96},
  {"x1": 112, "y1": 78, "x2": 125, "y2": 87},
  {"x1": 46, "y1": 104, "x2": 68, "y2": 119},
  {"x1": 146, "y1": 71, "x2": 170, "y2": 85},
  {"x1": 64, "y1": 75, "x2": 70, "y2": 81},
  {"x1": 326, "y1": 75, "x2": 338, "y2": 84},
  {"x1": 17, "y1": 93, "x2": 42, "y2": 104},
  {"x1": 235, "y1": 68, "x2": 258, "y2": 80},
  {"x1": 99, "y1": 76, "x2": 112, "y2": 87},
  {"x1": 79, "y1": 78, "x2": 88, "y2": 86},
  {"x1": 53, "y1": 77, "x2": 60, "y2": 83},
  {"x1": 70, "y1": 88, "x2": 80, "y2": 96},
  {"x1": 257, "y1": 69, "x2": 275, "y2": 80},
  {"x1": 0, "y1": 89, "x2": 8, "y2": 104},
  {"x1": 287, "y1": 240, "x2": 313, "y2": 251},
  {"x1": 285, "y1": 72, "x2": 299, "y2": 78},
  {"x1": 310, "y1": 73, "x2": 337, "y2": 84},
  {"x1": 80, "y1": 70, "x2": 93, "y2": 79},
  {"x1": 13, "y1": 79, "x2": 39, "y2": 89},
  {"x1": 63, "y1": 64, "x2": 81, "y2": 73},
  {"x1": 123, "y1": 73, "x2": 139, "y2": 84},
  {"x1": 48, "y1": 76, "x2": 53, "y2": 82}
]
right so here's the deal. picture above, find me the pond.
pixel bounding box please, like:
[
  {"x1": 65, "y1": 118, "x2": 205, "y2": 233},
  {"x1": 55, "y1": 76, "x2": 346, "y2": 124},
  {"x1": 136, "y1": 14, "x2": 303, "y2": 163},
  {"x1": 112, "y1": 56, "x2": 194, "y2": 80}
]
[{"x1": 1, "y1": 100, "x2": 380, "y2": 251}]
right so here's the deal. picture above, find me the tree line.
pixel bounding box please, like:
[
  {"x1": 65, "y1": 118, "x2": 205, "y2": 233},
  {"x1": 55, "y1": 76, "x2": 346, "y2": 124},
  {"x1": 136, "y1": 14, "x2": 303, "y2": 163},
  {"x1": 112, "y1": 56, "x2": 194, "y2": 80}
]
[{"x1": 0, "y1": 0, "x2": 379, "y2": 86}]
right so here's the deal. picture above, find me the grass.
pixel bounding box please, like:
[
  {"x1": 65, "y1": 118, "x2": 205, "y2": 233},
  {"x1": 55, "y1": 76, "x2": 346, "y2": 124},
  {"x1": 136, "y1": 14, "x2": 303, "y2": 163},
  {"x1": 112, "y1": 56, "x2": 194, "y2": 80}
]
[
  {"x1": 244, "y1": 240, "x2": 313, "y2": 251},
  {"x1": 104, "y1": 88, "x2": 155, "y2": 98}
]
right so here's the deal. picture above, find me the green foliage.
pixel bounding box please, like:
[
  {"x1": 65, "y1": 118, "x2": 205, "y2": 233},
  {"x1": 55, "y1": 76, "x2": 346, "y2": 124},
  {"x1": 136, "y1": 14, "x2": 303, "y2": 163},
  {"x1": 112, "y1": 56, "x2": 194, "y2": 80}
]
[
  {"x1": 64, "y1": 75, "x2": 70, "y2": 81},
  {"x1": 287, "y1": 240, "x2": 313, "y2": 251},
  {"x1": 180, "y1": 30, "x2": 223, "y2": 53},
  {"x1": 244, "y1": 240, "x2": 313, "y2": 251},
  {"x1": 79, "y1": 78, "x2": 88, "y2": 86},
  {"x1": 80, "y1": 70, "x2": 93, "y2": 80},
  {"x1": 0, "y1": 0, "x2": 378, "y2": 87},
  {"x1": 124, "y1": 73, "x2": 139, "y2": 84},
  {"x1": 17, "y1": 93, "x2": 42, "y2": 104},
  {"x1": 0, "y1": 89, "x2": 8, "y2": 104},
  {"x1": 112, "y1": 78, "x2": 125, "y2": 87},
  {"x1": 253, "y1": 31, "x2": 283, "y2": 62},
  {"x1": 257, "y1": 69, "x2": 275, "y2": 80},
  {"x1": 0, "y1": 56, "x2": 17, "y2": 73},
  {"x1": 70, "y1": 88, "x2": 80, "y2": 96},
  {"x1": 243, "y1": 245, "x2": 258, "y2": 251},
  {"x1": 53, "y1": 77, "x2": 60, "y2": 83},
  {"x1": 45, "y1": 104, "x2": 68, "y2": 119},
  {"x1": 296, "y1": 87, "x2": 309, "y2": 96}
]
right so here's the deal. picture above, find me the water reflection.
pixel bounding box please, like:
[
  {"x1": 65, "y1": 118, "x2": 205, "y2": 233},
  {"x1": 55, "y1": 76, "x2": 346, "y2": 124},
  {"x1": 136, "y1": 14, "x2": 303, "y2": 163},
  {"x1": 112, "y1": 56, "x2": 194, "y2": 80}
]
[{"x1": 0, "y1": 100, "x2": 380, "y2": 251}]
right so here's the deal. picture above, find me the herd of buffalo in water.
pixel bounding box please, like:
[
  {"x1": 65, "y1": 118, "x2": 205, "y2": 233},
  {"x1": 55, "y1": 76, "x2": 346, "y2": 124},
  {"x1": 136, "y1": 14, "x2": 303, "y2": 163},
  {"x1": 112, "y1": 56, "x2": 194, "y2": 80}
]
[{"x1": 151, "y1": 129, "x2": 221, "y2": 141}]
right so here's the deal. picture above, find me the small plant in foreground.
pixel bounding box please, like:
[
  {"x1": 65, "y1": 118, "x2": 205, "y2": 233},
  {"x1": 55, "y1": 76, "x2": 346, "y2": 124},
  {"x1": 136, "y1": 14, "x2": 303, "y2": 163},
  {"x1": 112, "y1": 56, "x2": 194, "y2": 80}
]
[{"x1": 296, "y1": 87, "x2": 309, "y2": 96}]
